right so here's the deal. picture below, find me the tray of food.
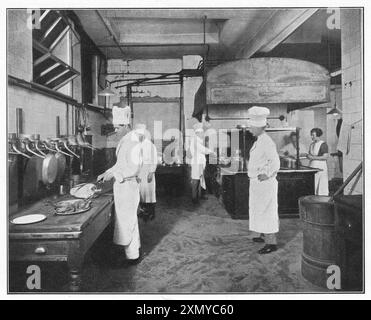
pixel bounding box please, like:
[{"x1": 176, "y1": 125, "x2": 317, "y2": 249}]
[{"x1": 54, "y1": 199, "x2": 92, "y2": 216}]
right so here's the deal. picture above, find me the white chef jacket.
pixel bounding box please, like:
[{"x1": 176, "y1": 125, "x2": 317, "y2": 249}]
[
  {"x1": 139, "y1": 138, "x2": 158, "y2": 203},
  {"x1": 189, "y1": 135, "x2": 213, "y2": 188},
  {"x1": 112, "y1": 105, "x2": 131, "y2": 126},
  {"x1": 248, "y1": 132, "x2": 280, "y2": 234},
  {"x1": 106, "y1": 131, "x2": 142, "y2": 258}
]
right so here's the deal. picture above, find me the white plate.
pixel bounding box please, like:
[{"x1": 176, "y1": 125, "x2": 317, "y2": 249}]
[{"x1": 10, "y1": 214, "x2": 47, "y2": 225}]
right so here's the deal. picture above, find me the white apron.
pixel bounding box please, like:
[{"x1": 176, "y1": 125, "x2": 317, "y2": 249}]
[
  {"x1": 113, "y1": 179, "x2": 140, "y2": 258},
  {"x1": 139, "y1": 139, "x2": 157, "y2": 203},
  {"x1": 190, "y1": 136, "x2": 211, "y2": 189},
  {"x1": 248, "y1": 133, "x2": 280, "y2": 234},
  {"x1": 139, "y1": 165, "x2": 156, "y2": 203},
  {"x1": 309, "y1": 140, "x2": 329, "y2": 196},
  {"x1": 249, "y1": 177, "x2": 279, "y2": 234}
]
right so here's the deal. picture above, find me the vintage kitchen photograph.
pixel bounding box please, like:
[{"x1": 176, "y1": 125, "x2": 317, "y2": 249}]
[{"x1": 6, "y1": 6, "x2": 364, "y2": 293}]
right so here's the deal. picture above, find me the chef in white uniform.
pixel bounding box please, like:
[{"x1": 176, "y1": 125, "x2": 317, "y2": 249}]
[
  {"x1": 307, "y1": 128, "x2": 329, "y2": 196},
  {"x1": 247, "y1": 106, "x2": 281, "y2": 254},
  {"x1": 279, "y1": 132, "x2": 308, "y2": 166},
  {"x1": 189, "y1": 122, "x2": 214, "y2": 204},
  {"x1": 97, "y1": 124, "x2": 145, "y2": 264},
  {"x1": 138, "y1": 133, "x2": 158, "y2": 221}
]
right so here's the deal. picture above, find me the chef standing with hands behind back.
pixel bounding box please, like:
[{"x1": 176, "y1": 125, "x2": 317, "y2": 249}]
[{"x1": 247, "y1": 106, "x2": 280, "y2": 254}]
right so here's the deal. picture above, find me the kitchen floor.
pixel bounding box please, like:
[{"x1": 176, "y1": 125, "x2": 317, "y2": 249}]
[{"x1": 9, "y1": 194, "x2": 328, "y2": 293}]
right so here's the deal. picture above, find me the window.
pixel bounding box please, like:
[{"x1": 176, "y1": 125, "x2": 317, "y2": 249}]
[{"x1": 32, "y1": 10, "x2": 80, "y2": 91}]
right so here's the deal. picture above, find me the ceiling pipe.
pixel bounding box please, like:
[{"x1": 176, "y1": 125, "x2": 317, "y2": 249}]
[
  {"x1": 95, "y1": 10, "x2": 126, "y2": 58},
  {"x1": 115, "y1": 72, "x2": 181, "y2": 89},
  {"x1": 110, "y1": 76, "x2": 180, "y2": 84},
  {"x1": 98, "y1": 43, "x2": 208, "y2": 48}
]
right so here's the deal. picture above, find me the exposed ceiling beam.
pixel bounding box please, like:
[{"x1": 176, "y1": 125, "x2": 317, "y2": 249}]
[
  {"x1": 236, "y1": 8, "x2": 318, "y2": 58},
  {"x1": 258, "y1": 9, "x2": 318, "y2": 53},
  {"x1": 95, "y1": 10, "x2": 126, "y2": 58},
  {"x1": 98, "y1": 9, "x2": 266, "y2": 20},
  {"x1": 218, "y1": 10, "x2": 276, "y2": 58}
]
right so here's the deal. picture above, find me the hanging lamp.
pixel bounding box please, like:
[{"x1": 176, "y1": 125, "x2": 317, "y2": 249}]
[
  {"x1": 98, "y1": 83, "x2": 115, "y2": 97},
  {"x1": 98, "y1": 47, "x2": 115, "y2": 97},
  {"x1": 327, "y1": 88, "x2": 342, "y2": 116}
]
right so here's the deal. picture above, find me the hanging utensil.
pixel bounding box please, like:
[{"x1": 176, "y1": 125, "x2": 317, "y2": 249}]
[
  {"x1": 76, "y1": 132, "x2": 97, "y2": 150},
  {"x1": 33, "y1": 139, "x2": 59, "y2": 185},
  {"x1": 11, "y1": 143, "x2": 31, "y2": 159},
  {"x1": 42, "y1": 140, "x2": 57, "y2": 153},
  {"x1": 24, "y1": 138, "x2": 45, "y2": 159},
  {"x1": 49, "y1": 139, "x2": 69, "y2": 182},
  {"x1": 52, "y1": 139, "x2": 73, "y2": 158},
  {"x1": 61, "y1": 138, "x2": 80, "y2": 158},
  {"x1": 31, "y1": 134, "x2": 47, "y2": 157}
]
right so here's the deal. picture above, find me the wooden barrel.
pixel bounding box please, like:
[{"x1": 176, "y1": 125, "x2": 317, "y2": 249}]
[{"x1": 299, "y1": 195, "x2": 335, "y2": 288}]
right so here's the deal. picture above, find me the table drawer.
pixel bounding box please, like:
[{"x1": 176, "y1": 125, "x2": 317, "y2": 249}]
[{"x1": 9, "y1": 240, "x2": 72, "y2": 262}]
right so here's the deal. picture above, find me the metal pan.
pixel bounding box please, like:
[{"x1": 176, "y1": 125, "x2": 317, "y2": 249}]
[
  {"x1": 24, "y1": 136, "x2": 58, "y2": 185},
  {"x1": 41, "y1": 153, "x2": 58, "y2": 185},
  {"x1": 55, "y1": 151, "x2": 66, "y2": 181}
]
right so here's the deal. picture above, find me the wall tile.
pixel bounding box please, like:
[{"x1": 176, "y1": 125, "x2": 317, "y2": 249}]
[
  {"x1": 348, "y1": 143, "x2": 362, "y2": 161},
  {"x1": 349, "y1": 47, "x2": 361, "y2": 66}
]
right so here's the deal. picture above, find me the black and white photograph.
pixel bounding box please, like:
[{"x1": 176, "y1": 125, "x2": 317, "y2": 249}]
[{"x1": 3, "y1": 2, "x2": 367, "y2": 298}]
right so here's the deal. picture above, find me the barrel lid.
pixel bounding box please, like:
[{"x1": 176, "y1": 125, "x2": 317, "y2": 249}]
[{"x1": 333, "y1": 194, "x2": 362, "y2": 210}]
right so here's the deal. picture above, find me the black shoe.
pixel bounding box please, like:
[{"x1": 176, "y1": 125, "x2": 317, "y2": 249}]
[
  {"x1": 258, "y1": 244, "x2": 278, "y2": 254},
  {"x1": 127, "y1": 251, "x2": 146, "y2": 266},
  {"x1": 200, "y1": 196, "x2": 208, "y2": 200},
  {"x1": 126, "y1": 258, "x2": 141, "y2": 266},
  {"x1": 192, "y1": 199, "x2": 199, "y2": 205},
  {"x1": 252, "y1": 237, "x2": 265, "y2": 243},
  {"x1": 112, "y1": 255, "x2": 143, "y2": 268}
]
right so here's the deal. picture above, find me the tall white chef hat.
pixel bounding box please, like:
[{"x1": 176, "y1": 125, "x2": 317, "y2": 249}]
[
  {"x1": 134, "y1": 123, "x2": 146, "y2": 135},
  {"x1": 247, "y1": 106, "x2": 270, "y2": 127},
  {"x1": 193, "y1": 122, "x2": 204, "y2": 133}
]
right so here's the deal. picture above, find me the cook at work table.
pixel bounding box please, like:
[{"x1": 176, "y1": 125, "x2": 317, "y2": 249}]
[
  {"x1": 279, "y1": 131, "x2": 307, "y2": 165},
  {"x1": 189, "y1": 122, "x2": 215, "y2": 204},
  {"x1": 307, "y1": 127, "x2": 329, "y2": 196},
  {"x1": 97, "y1": 124, "x2": 146, "y2": 265},
  {"x1": 247, "y1": 106, "x2": 281, "y2": 255}
]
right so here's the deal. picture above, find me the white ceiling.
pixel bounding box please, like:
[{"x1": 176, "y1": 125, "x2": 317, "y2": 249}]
[{"x1": 74, "y1": 8, "x2": 337, "y2": 61}]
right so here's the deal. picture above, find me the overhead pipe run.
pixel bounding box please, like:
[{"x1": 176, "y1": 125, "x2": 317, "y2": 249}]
[
  {"x1": 98, "y1": 43, "x2": 208, "y2": 48},
  {"x1": 114, "y1": 73, "x2": 182, "y2": 89}
]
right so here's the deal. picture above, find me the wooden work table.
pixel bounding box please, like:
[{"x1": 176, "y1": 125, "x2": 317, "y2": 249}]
[{"x1": 9, "y1": 194, "x2": 114, "y2": 292}]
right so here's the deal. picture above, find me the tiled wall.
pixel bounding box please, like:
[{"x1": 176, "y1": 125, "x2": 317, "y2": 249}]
[
  {"x1": 8, "y1": 86, "x2": 70, "y2": 138},
  {"x1": 7, "y1": 10, "x2": 32, "y2": 81},
  {"x1": 341, "y1": 9, "x2": 363, "y2": 194}
]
